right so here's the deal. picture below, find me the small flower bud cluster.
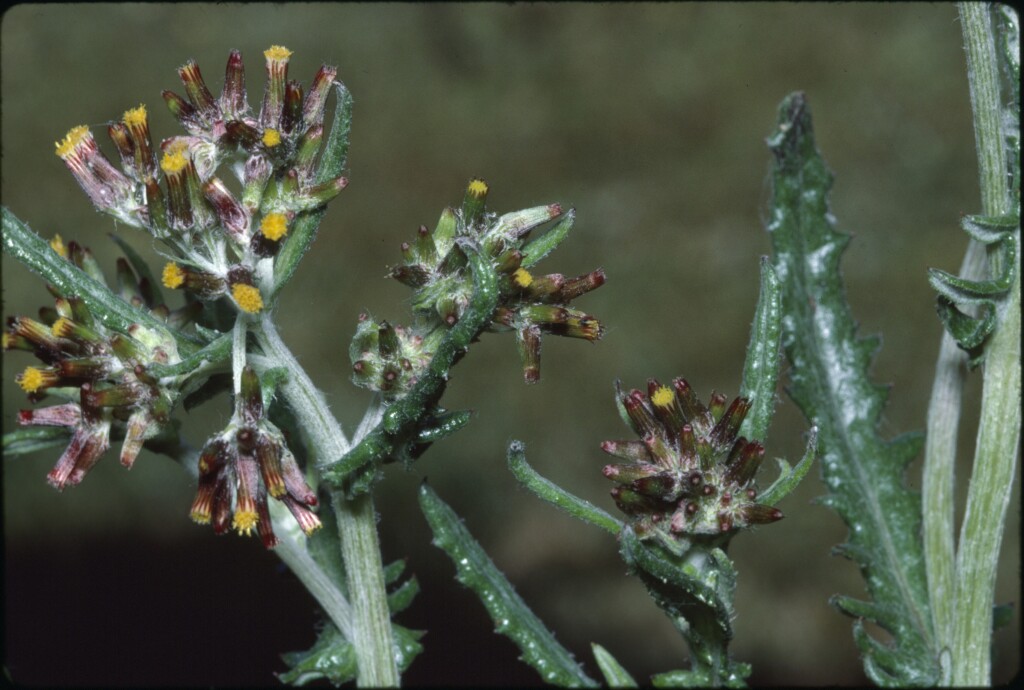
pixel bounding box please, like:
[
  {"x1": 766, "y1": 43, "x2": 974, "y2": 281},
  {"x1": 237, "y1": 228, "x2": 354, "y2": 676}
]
[
  {"x1": 55, "y1": 46, "x2": 348, "y2": 319},
  {"x1": 7, "y1": 240, "x2": 192, "y2": 489},
  {"x1": 349, "y1": 314, "x2": 434, "y2": 400},
  {"x1": 190, "y1": 367, "x2": 320, "y2": 547},
  {"x1": 387, "y1": 179, "x2": 606, "y2": 383},
  {"x1": 602, "y1": 378, "x2": 783, "y2": 542}
]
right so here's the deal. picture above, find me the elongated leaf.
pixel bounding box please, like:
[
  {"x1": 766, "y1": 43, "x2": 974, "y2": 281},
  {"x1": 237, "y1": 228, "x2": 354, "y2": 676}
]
[
  {"x1": 764, "y1": 91, "x2": 939, "y2": 684},
  {"x1": 2, "y1": 427, "x2": 71, "y2": 456},
  {"x1": 2, "y1": 207, "x2": 199, "y2": 353},
  {"x1": 521, "y1": 209, "x2": 575, "y2": 267},
  {"x1": 738, "y1": 257, "x2": 783, "y2": 442},
  {"x1": 507, "y1": 440, "x2": 622, "y2": 535},
  {"x1": 273, "y1": 81, "x2": 354, "y2": 298},
  {"x1": 418, "y1": 482, "x2": 598, "y2": 687},
  {"x1": 591, "y1": 643, "x2": 637, "y2": 688}
]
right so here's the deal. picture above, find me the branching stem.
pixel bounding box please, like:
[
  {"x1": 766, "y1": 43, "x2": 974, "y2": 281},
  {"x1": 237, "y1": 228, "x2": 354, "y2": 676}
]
[{"x1": 254, "y1": 313, "x2": 399, "y2": 687}]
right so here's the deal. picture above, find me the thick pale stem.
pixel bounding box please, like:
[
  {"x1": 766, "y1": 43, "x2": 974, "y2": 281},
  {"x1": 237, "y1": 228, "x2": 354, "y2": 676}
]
[
  {"x1": 950, "y1": 3, "x2": 1020, "y2": 686},
  {"x1": 922, "y1": 240, "x2": 986, "y2": 681},
  {"x1": 255, "y1": 314, "x2": 399, "y2": 687}
]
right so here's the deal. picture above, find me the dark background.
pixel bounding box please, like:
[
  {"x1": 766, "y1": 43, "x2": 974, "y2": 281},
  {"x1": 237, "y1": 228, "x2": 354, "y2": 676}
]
[{"x1": 2, "y1": 3, "x2": 1019, "y2": 686}]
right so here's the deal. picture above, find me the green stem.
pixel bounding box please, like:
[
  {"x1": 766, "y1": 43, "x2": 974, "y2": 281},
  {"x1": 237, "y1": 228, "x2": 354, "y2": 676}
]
[
  {"x1": 922, "y1": 239, "x2": 987, "y2": 681},
  {"x1": 270, "y1": 500, "x2": 355, "y2": 641},
  {"x1": 254, "y1": 313, "x2": 399, "y2": 687},
  {"x1": 951, "y1": 4, "x2": 1020, "y2": 685}
]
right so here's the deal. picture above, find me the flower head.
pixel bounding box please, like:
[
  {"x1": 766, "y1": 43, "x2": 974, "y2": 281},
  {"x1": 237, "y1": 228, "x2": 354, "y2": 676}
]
[
  {"x1": 387, "y1": 180, "x2": 606, "y2": 383},
  {"x1": 601, "y1": 378, "x2": 783, "y2": 543},
  {"x1": 9, "y1": 241, "x2": 197, "y2": 488},
  {"x1": 190, "y1": 367, "x2": 320, "y2": 547}
]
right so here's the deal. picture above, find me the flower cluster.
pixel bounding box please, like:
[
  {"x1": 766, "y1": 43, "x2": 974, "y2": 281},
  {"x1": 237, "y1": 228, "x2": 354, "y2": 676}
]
[
  {"x1": 349, "y1": 315, "x2": 434, "y2": 400},
  {"x1": 9, "y1": 46, "x2": 344, "y2": 545},
  {"x1": 601, "y1": 378, "x2": 783, "y2": 542},
  {"x1": 53, "y1": 46, "x2": 346, "y2": 318},
  {"x1": 190, "y1": 367, "x2": 320, "y2": 547},
  {"x1": 371, "y1": 179, "x2": 605, "y2": 388},
  {"x1": 7, "y1": 239, "x2": 190, "y2": 489}
]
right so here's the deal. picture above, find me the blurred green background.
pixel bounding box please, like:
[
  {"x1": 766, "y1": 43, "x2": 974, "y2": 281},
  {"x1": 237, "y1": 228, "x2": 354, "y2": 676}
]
[{"x1": 2, "y1": 3, "x2": 1019, "y2": 685}]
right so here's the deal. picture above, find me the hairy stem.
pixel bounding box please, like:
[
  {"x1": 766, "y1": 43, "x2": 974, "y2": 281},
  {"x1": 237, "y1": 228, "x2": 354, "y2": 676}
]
[
  {"x1": 951, "y1": 3, "x2": 1020, "y2": 685},
  {"x1": 254, "y1": 314, "x2": 399, "y2": 686},
  {"x1": 271, "y1": 501, "x2": 355, "y2": 641},
  {"x1": 922, "y1": 239, "x2": 986, "y2": 680}
]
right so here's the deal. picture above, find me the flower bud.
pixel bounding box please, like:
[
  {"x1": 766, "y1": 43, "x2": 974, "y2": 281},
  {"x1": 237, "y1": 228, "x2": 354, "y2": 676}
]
[
  {"x1": 177, "y1": 59, "x2": 219, "y2": 122},
  {"x1": 220, "y1": 50, "x2": 247, "y2": 119},
  {"x1": 203, "y1": 177, "x2": 251, "y2": 241},
  {"x1": 281, "y1": 80, "x2": 304, "y2": 135},
  {"x1": 302, "y1": 64, "x2": 337, "y2": 131}
]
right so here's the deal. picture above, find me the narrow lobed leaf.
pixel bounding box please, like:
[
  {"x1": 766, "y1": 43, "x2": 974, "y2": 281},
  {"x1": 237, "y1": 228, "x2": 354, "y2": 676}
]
[
  {"x1": 765, "y1": 91, "x2": 939, "y2": 684},
  {"x1": 507, "y1": 440, "x2": 622, "y2": 535},
  {"x1": 418, "y1": 482, "x2": 598, "y2": 688}
]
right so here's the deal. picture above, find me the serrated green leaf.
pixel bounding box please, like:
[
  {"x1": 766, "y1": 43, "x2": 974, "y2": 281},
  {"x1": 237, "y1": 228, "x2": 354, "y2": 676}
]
[
  {"x1": 507, "y1": 440, "x2": 622, "y2": 535},
  {"x1": 418, "y1": 482, "x2": 598, "y2": 687},
  {"x1": 765, "y1": 92, "x2": 939, "y2": 684},
  {"x1": 279, "y1": 624, "x2": 357, "y2": 687},
  {"x1": 521, "y1": 209, "x2": 575, "y2": 268},
  {"x1": 2, "y1": 207, "x2": 200, "y2": 353},
  {"x1": 279, "y1": 622, "x2": 423, "y2": 687},
  {"x1": 107, "y1": 232, "x2": 166, "y2": 307},
  {"x1": 591, "y1": 643, "x2": 637, "y2": 688},
  {"x1": 2, "y1": 427, "x2": 71, "y2": 456},
  {"x1": 738, "y1": 257, "x2": 783, "y2": 443}
]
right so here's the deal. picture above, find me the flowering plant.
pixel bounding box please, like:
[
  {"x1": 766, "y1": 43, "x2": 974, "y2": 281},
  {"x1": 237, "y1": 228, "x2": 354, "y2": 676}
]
[{"x1": 2, "y1": 4, "x2": 1019, "y2": 686}]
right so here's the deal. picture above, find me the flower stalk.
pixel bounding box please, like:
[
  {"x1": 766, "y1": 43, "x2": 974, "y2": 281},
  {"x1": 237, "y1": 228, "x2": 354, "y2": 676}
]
[{"x1": 254, "y1": 314, "x2": 399, "y2": 686}]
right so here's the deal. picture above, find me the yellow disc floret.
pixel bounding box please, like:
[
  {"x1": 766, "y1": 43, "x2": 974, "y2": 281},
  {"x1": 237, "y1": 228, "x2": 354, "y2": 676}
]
[
  {"x1": 190, "y1": 502, "x2": 212, "y2": 525},
  {"x1": 262, "y1": 128, "x2": 282, "y2": 148},
  {"x1": 264, "y1": 45, "x2": 293, "y2": 61},
  {"x1": 232, "y1": 509, "x2": 260, "y2": 536},
  {"x1": 260, "y1": 212, "x2": 288, "y2": 241},
  {"x1": 162, "y1": 262, "x2": 186, "y2": 289},
  {"x1": 17, "y1": 366, "x2": 55, "y2": 393},
  {"x1": 512, "y1": 267, "x2": 534, "y2": 288},
  {"x1": 51, "y1": 317, "x2": 73, "y2": 337},
  {"x1": 160, "y1": 149, "x2": 188, "y2": 174},
  {"x1": 651, "y1": 386, "x2": 675, "y2": 408},
  {"x1": 50, "y1": 234, "x2": 68, "y2": 258},
  {"x1": 467, "y1": 178, "x2": 489, "y2": 198},
  {"x1": 55, "y1": 125, "x2": 90, "y2": 158},
  {"x1": 232, "y1": 283, "x2": 264, "y2": 314},
  {"x1": 123, "y1": 104, "x2": 148, "y2": 127}
]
